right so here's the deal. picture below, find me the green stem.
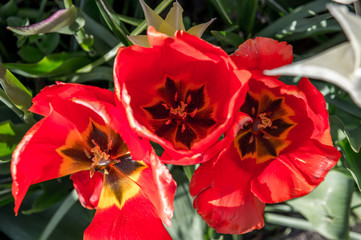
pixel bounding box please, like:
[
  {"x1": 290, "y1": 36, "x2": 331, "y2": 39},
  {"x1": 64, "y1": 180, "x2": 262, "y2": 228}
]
[
  {"x1": 39, "y1": 189, "x2": 79, "y2": 240},
  {"x1": 264, "y1": 213, "x2": 313, "y2": 231},
  {"x1": 265, "y1": 213, "x2": 361, "y2": 240},
  {"x1": 75, "y1": 0, "x2": 173, "y2": 74}
]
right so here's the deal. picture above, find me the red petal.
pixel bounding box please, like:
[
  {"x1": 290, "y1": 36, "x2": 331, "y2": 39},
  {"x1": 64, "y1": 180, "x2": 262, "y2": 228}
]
[
  {"x1": 84, "y1": 164, "x2": 171, "y2": 240},
  {"x1": 71, "y1": 170, "x2": 103, "y2": 209},
  {"x1": 114, "y1": 28, "x2": 250, "y2": 164},
  {"x1": 11, "y1": 111, "x2": 90, "y2": 214},
  {"x1": 297, "y1": 78, "x2": 333, "y2": 145},
  {"x1": 251, "y1": 140, "x2": 341, "y2": 203},
  {"x1": 133, "y1": 151, "x2": 176, "y2": 226},
  {"x1": 231, "y1": 37, "x2": 293, "y2": 71},
  {"x1": 190, "y1": 146, "x2": 265, "y2": 234},
  {"x1": 30, "y1": 82, "x2": 115, "y2": 117}
]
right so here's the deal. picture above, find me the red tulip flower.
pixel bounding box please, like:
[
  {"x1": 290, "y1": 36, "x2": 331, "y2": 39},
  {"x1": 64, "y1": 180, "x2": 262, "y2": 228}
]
[
  {"x1": 189, "y1": 38, "x2": 341, "y2": 234},
  {"x1": 114, "y1": 26, "x2": 250, "y2": 165},
  {"x1": 11, "y1": 83, "x2": 176, "y2": 240}
]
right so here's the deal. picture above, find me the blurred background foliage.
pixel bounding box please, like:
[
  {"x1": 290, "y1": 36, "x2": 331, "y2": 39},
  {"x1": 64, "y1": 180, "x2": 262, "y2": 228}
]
[{"x1": 0, "y1": 0, "x2": 361, "y2": 239}]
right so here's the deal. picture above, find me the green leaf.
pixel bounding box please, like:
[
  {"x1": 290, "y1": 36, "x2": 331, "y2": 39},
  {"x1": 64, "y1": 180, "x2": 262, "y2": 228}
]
[
  {"x1": 339, "y1": 139, "x2": 361, "y2": 191},
  {"x1": 18, "y1": 44, "x2": 44, "y2": 62},
  {"x1": 0, "y1": 121, "x2": 28, "y2": 161},
  {"x1": 70, "y1": 66, "x2": 113, "y2": 83},
  {"x1": 288, "y1": 170, "x2": 354, "y2": 240},
  {"x1": 330, "y1": 114, "x2": 361, "y2": 153},
  {"x1": 237, "y1": 0, "x2": 258, "y2": 37},
  {"x1": 0, "y1": 0, "x2": 18, "y2": 19},
  {"x1": 38, "y1": 33, "x2": 60, "y2": 55},
  {"x1": 0, "y1": 190, "x2": 90, "y2": 240},
  {"x1": 117, "y1": 14, "x2": 142, "y2": 26},
  {"x1": 3, "y1": 52, "x2": 91, "y2": 78},
  {"x1": 209, "y1": 0, "x2": 232, "y2": 25},
  {"x1": 0, "y1": 64, "x2": 32, "y2": 113},
  {"x1": 7, "y1": 5, "x2": 77, "y2": 36},
  {"x1": 22, "y1": 181, "x2": 71, "y2": 215},
  {"x1": 95, "y1": 0, "x2": 130, "y2": 46},
  {"x1": 257, "y1": 0, "x2": 330, "y2": 37},
  {"x1": 167, "y1": 167, "x2": 205, "y2": 240},
  {"x1": 211, "y1": 30, "x2": 244, "y2": 47},
  {"x1": 39, "y1": 189, "x2": 79, "y2": 240}
]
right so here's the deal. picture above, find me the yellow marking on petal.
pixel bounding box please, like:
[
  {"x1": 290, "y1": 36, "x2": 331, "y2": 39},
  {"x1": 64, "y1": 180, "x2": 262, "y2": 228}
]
[
  {"x1": 97, "y1": 161, "x2": 147, "y2": 210},
  {"x1": 57, "y1": 129, "x2": 91, "y2": 176}
]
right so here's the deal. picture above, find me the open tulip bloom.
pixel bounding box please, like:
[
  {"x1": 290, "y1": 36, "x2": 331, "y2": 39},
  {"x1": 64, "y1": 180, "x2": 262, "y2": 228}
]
[
  {"x1": 114, "y1": 27, "x2": 250, "y2": 165},
  {"x1": 11, "y1": 83, "x2": 176, "y2": 239},
  {"x1": 189, "y1": 38, "x2": 341, "y2": 234}
]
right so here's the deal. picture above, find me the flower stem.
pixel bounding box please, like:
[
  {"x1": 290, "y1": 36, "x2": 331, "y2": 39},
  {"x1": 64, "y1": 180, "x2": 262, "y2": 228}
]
[{"x1": 39, "y1": 189, "x2": 79, "y2": 240}]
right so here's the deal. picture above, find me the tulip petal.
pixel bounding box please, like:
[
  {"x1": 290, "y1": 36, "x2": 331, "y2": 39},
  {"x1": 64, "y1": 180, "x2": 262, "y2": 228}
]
[
  {"x1": 231, "y1": 37, "x2": 293, "y2": 71},
  {"x1": 71, "y1": 170, "x2": 103, "y2": 209},
  {"x1": 11, "y1": 111, "x2": 90, "y2": 214},
  {"x1": 190, "y1": 146, "x2": 265, "y2": 234},
  {"x1": 84, "y1": 162, "x2": 171, "y2": 240},
  {"x1": 30, "y1": 82, "x2": 115, "y2": 117},
  {"x1": 251, "y1": 140, "x2": 340, "y2": 203},
  {"x1": 7, "y1": 5, "x2": 77, "y2": 35}
]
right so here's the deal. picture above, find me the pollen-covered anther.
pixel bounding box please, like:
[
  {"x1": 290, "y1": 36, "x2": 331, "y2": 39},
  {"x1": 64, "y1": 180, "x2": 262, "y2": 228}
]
[
  {"x1": 89, "y1": 144, "x2": 112, "y2": 178},
  {"x1": 255, "y1": 113, "x2": 272, "y2": 130}
]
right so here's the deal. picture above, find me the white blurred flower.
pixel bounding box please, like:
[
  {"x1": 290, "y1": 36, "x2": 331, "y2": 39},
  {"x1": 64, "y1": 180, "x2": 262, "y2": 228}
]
[
  {"x1": 128, "y1": 0, "x2": 215, "y2": 47},
  {"x1": 265, "y1": 4, "x2": 361, "y2": 107}
]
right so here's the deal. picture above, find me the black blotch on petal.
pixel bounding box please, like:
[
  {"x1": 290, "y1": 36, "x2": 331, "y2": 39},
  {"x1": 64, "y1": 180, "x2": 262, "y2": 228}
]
[
  {"x1": 176, "y1": 125, "x2": 197, "y2": 149},
  {"x1": 87, "y1": 122, "x2": 108, "y2": 150}
]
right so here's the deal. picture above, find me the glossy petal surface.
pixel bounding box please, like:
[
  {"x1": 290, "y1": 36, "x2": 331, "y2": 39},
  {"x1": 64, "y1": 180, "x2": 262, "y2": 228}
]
[
  {"x1": 71, "y1": 170, "x2": 103, "y2": 209},
  {"x1": 190, "y1": 37, "x2": 340, "y2": 234},
  {"x1": 11, "y1": 83, "x2": 176, "y2": 239},
  {"x1": 114, "y1": 27, "x2": 250, "y2": 164}
]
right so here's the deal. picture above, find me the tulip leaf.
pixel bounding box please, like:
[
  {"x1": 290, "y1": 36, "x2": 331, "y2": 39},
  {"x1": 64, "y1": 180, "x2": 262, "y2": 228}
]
[
  {"x1": 237, "y1": 0, "x2": 258, "y2": 37},
  {"x1": 209, "y1": 0, "x2": 232, "y2": 25},
  {"x1": 288, "y1": 170, "x2": 354, "y2": 240},
  {"x1": 95, "y1": 0, "x2": 130, "y2": 46},
  {"x1": 339, "y1": 139, "x2": 361, "y2": 191},
  {"x1": 211, "y1": 30, "x2": 244, "y2": 48},
  {"x1": 167, "y1": 167, "x2": 205, "y2": 240},
  {"x1": 22, "y1": 181, "x2": 72, "y2": 215},
  {"x1": 3, "y1": 52, "x2": 91, "y2": 78},
  {"x1": 257, "y1": 0, "x2": 330, "y2": 37},
  {"x1": 0, "y1": 121, "x2": 29, "y2": 162},
  {"x1": 0, "y1": 190, "x2": 90, "y2": 240},
  {"x1": 7, "y1": 5, "x2": 77, "y2": 36},
  {"x1": 69, "y1": 66, "x2": 113, "y2": 83},
  {"x1": 39, "y1": 189, "x2": 79, "y2": 240},
  {"x1": 0, "y1": 64, "x2": 32, "y2": 113},
  {"x1": 330, "y1": 115, "x2": 361, "y2": 153},
  {"x1": 0, "y1": 0, "x2": 18, "y2": 19}
]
